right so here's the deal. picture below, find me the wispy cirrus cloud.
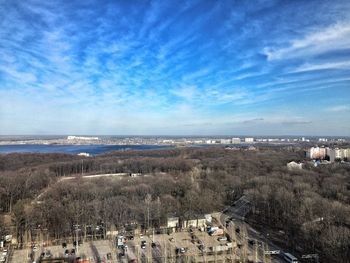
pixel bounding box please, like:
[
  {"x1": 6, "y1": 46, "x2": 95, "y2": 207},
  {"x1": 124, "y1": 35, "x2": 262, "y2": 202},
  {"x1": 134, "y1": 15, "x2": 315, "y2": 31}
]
[
  {"x1": 264, "y1": 22, "x2": 350, "y2": 60},
  {"x1": 281, "y1": 121, "x2": 312, "y2": 126},
  {"x1": 0, "y1": 0, "x2": 350, "y2": 135},
  {"x1": 326, "y1": 105, "x2": 350, "y2": 112},
  {"x1": 242, "y1": 118, "x2": 264, "y2": 124},
  {"x1": 293, "y1": 61, "x2": 350, "y2": 72}
]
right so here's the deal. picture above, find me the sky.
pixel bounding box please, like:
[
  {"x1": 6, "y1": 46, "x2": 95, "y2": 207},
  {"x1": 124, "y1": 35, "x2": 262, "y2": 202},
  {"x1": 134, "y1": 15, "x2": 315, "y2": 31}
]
[{"x1": 0, "y1": 0, "x2": 350, "y2": 136}]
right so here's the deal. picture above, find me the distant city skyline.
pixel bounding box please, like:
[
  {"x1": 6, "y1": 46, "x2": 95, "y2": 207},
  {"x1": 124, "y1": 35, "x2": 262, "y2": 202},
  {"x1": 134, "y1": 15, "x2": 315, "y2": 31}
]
[{"x1": 1, "y1": 0, "x2": 350, "y2": 136}]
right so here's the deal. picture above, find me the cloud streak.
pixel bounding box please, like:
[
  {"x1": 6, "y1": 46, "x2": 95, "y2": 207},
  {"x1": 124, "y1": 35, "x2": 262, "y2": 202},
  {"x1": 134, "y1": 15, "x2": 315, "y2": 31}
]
[
  {"x1": 264, "y1": 22, "x2": 350, "y2": 60},
  {"x1": 326, "y1": 105, "x2": 350, "y2": 112}
]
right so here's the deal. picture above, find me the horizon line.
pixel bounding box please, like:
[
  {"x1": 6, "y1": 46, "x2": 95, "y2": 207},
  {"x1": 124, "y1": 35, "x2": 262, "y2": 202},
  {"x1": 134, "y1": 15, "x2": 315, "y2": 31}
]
[{"x1": 0, "y1": 134, "x2": 350, "y2": 138}]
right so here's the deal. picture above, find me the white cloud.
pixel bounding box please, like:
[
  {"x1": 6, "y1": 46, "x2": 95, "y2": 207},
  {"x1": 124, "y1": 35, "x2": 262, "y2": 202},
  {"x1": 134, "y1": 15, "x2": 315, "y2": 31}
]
[
  {"x1": 170, "y1": 86, "x2": 198, "y2": 100},
  {"x1": 264, "y1": 22, "x2": 350, "y2": 60},
  {"x1": 293, "y1": 61, "x2": 350, "y2": 72},
  {"x1": 326, "y1": 105, "x2": 350, "y2": 112},
  {"x1": 0, "y1": 66, "x2": 37, "y2": 83}
]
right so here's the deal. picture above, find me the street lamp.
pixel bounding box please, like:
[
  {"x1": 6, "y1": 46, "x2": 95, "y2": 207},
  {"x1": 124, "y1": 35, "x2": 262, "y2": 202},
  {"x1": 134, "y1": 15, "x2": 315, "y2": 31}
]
[{"x1": 73, "y1": 224, "x2": 81, "y2": 255}]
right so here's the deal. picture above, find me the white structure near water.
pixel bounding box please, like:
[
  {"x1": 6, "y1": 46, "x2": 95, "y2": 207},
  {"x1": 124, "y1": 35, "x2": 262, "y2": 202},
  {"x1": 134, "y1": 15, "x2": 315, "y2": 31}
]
[{"x1": 67, "y1": 136, "x2": 99, "y2": 140}]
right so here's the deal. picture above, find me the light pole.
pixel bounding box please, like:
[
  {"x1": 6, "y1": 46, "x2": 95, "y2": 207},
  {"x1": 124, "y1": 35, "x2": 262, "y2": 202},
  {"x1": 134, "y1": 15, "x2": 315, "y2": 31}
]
[
  {"x1": 73, "y1": 224, "x2": 80, "y2": 255},
  {"x1": 145, "y1": 194, "x2": 152, "y2": 229}
]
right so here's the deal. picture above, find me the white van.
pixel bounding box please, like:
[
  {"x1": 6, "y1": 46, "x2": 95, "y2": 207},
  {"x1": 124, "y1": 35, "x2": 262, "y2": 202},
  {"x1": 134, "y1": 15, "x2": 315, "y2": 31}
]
[{"x1": 284, "y1": 252, "x2": 298, "y2": 263}]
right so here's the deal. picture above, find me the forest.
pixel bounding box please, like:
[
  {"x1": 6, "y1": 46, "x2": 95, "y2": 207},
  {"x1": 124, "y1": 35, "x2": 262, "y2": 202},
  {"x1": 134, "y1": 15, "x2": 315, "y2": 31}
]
[{"x1": 0, "y1": 146, "x2": 349, "y2": 262}]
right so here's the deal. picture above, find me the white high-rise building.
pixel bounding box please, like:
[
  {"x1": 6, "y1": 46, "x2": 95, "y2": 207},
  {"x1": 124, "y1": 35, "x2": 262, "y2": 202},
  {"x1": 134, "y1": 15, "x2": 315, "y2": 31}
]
[
  {"x1": 309, "y1": 147, "x2": 327, "y2": 159},
  {"x1": 335, "y1": 148, "x2": 350, "y2": 160},
  {"x1": 232, "y1": 138, "x2": 241, "y2": 144},
  {"x1": 245, "y1": 137, "x2": 254, "y2": 143},
  {"x1": 221, "y1": 139, "x2": 232, "y2": 144}
]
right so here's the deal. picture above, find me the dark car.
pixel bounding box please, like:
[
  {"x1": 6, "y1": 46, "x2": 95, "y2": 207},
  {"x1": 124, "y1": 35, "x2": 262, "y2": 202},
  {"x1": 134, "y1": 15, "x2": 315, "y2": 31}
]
[
  {"x1": 122, "y1": 244, "x2": 128, "y2": 252},
  {"x1": 62, "y1": 242, "x2": 67, "y2": 248},
  {"x1": 248, "y1": 239, "x2": 255, "y2": 246},
  {"x1": 73, "y1": 240, "x2": 82, "y2": 246},
  {"x1": 176, "y1": 247, "x2": 186, "y2": 254}
]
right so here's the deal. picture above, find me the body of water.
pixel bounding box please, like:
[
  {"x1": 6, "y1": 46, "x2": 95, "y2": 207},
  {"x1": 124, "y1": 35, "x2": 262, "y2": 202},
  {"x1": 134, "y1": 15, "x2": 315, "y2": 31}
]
[{"x1": 0, "y1": 144, "x2": 174, "y2": 155}]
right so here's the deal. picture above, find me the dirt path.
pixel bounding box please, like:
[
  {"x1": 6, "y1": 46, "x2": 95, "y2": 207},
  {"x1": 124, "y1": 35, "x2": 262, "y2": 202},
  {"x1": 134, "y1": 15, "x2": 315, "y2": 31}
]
[{"x1": 34, "y1": 173, "x2": 129, "y2": 203}]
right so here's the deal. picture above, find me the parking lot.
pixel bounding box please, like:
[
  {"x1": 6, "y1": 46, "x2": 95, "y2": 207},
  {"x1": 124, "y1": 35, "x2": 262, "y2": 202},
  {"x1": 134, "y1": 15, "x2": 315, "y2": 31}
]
[
  {"x1": 8, "y1": 214, "x2": 283, "y2": 263},
  {"x1": 9, "y1": 240, "x2": 115, "y2": 263},
  {"x1": 119, "y1": 227, "x2": 237, "y2": 263}
]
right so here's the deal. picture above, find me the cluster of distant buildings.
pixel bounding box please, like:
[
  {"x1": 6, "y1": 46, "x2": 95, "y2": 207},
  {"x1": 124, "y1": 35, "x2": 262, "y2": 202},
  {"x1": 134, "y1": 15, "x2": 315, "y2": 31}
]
[
  {"x1": 159, "y1": 137, "x2": 348, "y2": 145},
  {"x1": 67, "y1": 136, "x2": 99, "y2": 141},
  {"x1": 307, "y1": 146, "x2": 350, "y2": 162},
  {"x1": 204, "y1": 137, "x2": 254, "y2": 144},
  {"x1": 0, "y1": 135, "x2": 348, "y2": 147},
  {"x1": 62, "y1": 136, "x2": 348, "y2": 146},
  {"x1": 287, "y1": 146, "x2": 350, "y2": 170}
]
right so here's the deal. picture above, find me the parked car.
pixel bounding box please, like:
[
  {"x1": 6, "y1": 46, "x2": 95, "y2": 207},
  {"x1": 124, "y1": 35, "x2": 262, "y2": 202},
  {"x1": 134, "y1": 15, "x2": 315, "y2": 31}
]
[
  {"x1": 141, "y1": 240, "x2": 147, "y2": 249},
  {"x1": 176, "y1": 247, "x2": 186, "y2": 254},
  {"x1": 218, "y1": 236, "x2": 227, "y2": 241},
  {"x1": 43, "y1": 250, "x2": 52, "y2": 258},
  {"x1": 248, "y1": 239, "x2": 255, "y2": 246},
  {"x1": 73, "y1": 240, "x2": 82, "y2": 246},
  {"x1": 123, "y1": 244, "x2": 128, "y2": 252}
]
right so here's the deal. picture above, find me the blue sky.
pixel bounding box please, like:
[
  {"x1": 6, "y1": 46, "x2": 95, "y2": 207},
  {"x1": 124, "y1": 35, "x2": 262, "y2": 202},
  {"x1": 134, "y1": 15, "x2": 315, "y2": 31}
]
[{"x1": 0, "y1": 0, "x2": 350, "y2": 136}]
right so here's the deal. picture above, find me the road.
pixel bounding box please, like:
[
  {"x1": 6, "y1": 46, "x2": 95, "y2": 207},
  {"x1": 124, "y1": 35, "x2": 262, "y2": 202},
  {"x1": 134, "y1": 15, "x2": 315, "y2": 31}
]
[{"x1": 221, "y1": 199, "x2": 288, "y2": 263}]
